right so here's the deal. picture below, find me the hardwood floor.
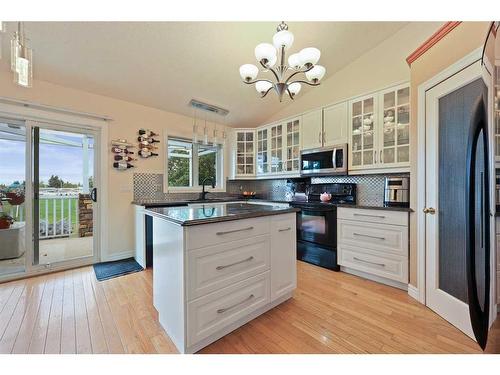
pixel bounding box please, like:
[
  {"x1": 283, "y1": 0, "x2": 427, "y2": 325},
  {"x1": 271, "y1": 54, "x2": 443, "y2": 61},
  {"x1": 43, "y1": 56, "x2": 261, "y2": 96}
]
[{"x1": 0, "y1": 261, "x2": 498, "y2": 354}]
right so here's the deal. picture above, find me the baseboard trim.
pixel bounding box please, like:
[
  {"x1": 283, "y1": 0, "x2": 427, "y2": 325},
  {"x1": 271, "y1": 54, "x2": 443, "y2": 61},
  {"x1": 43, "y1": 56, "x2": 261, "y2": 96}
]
[
  {"x1": 103, "y1": 250, "x2": 135, "y2": 262},
  {"x1": 407, "y1": 284, "x2": 420, "y2": 301}
]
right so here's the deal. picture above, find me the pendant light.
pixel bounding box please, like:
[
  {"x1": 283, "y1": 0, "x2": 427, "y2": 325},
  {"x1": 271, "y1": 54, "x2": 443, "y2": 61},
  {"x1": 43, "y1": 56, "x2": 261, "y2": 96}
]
[
  {"x1": 11, "y1": 22, "x2": 33, "y2": 88},
  {"x1": 192, "y1": 108, "x2": 199, "y2": 144},
  {"x1": 213, "y1": 122, "x2": 218, "y2": 145},
  {"x1": 203, "y1": 118, "x2": 209, "y2": 145}
]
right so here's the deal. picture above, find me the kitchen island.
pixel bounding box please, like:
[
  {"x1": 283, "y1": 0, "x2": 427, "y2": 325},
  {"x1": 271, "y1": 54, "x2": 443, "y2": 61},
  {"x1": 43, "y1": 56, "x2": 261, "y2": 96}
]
[{"x1": 144, "y1": 202, "x2": 299, "y2": 354}]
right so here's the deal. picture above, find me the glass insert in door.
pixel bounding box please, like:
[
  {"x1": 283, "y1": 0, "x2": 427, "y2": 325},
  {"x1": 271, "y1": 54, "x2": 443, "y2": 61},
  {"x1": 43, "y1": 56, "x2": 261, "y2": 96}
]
[
  {"x1": 33, "y1": 127, "x2": 95, "y2": 266},
  {"x1": 0, "y1": 119, "x2": 26, "y2": 277}
]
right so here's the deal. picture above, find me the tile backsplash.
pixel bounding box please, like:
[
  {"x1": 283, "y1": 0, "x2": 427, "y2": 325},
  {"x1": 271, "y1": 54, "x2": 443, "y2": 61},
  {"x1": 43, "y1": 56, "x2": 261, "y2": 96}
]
[{"x1": 133, "y1": 172, "x2": 409, "y2": 206}]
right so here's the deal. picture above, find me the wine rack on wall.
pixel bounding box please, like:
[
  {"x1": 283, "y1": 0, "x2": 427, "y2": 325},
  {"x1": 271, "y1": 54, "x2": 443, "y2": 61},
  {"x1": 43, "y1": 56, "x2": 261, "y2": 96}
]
[
  {"x1": 137, "y1": 128, "x2": 160, "y2": 159},
  {"x1": 111, "y1": 139, "x2": 136, "y2": 170}
]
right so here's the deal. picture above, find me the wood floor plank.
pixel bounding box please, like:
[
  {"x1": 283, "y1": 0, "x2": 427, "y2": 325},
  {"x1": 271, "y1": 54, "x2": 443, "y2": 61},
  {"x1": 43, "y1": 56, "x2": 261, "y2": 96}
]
[
  {"x1": 44, "y1": 272, "x2": 65, "y2": 354},
  {"x1": 81, "y1": 267, "x2": 108, "y2": 354},
  {"x1": 73, "y1": 268, "x2": 92, "y2": 354},
  {"x1": 11, "y1": 274, "x2": 52, "y2": 354},
  {"x1": 60, "y1": 270, "x2": 76, "y2": 354},
  {"x1": 28, "y1": 274, "x2": 57, "y2": 354},
  {"x1": 0, "y1": 261, "x2": 497, "y2": 354}
]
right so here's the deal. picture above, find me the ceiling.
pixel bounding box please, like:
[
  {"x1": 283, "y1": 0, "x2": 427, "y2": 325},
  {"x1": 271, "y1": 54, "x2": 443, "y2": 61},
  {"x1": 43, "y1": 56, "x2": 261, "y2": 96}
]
[{"x1": 1, "y1": 22, "x2": 409, "y2": 127}]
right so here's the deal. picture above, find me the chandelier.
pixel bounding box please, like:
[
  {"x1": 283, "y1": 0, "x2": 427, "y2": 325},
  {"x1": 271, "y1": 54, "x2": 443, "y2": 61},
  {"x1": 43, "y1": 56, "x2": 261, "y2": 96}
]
[{"x1": 239, "y1": 21, "x2": 326, "y2": 102}]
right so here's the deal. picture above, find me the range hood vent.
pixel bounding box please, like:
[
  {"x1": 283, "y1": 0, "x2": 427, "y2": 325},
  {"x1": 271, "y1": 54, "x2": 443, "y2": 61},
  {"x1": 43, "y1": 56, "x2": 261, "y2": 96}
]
[{"x1": 189, "y1": 99, "x2": 229, "y2": 117}]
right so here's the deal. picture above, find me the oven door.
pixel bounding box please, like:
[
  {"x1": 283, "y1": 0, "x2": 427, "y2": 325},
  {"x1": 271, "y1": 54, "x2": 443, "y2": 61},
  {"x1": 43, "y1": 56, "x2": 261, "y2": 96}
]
[{"x1": 295, "y1": 205, "x2": 336, "y2": 248}]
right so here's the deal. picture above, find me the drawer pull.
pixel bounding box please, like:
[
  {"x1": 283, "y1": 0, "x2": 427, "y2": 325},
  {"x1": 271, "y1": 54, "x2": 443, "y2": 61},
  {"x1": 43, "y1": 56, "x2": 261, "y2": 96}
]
[
  {"x1": 353, "y1": 256, "x2": 385, "y2": 267},
  {"x1": 217, "y1": 294, "x2": 255, "y2": 314},
  {"x1": 216, "y1": 226, "x2": 254, "y2": 236},
  {"x1": 216, "y1": 256, "x2": 254, "y2": 270},
  {"x1": 278, "y1": 227, "x2": 292, "y2": 232},
  {"x1": 353, "y1": 213, "x2": 386, "y2": 219},
  {"x1": 353, "y1": 232, "x2": 385, "y2": 241}
]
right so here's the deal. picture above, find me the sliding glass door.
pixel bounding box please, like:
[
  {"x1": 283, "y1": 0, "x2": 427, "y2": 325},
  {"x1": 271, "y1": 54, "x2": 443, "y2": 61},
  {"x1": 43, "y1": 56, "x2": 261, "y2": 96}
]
[
  {"x1": 32, "y1": 124, "x2": 99, "y2": 268},
  {"x1": 0, "y1": 117, "x2": 100, "y2": 280}
]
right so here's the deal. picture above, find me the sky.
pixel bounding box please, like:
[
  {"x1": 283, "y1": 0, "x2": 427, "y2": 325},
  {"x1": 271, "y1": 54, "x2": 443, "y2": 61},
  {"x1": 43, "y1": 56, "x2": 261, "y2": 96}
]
[{"x1": 0, "y1": 131, "x2": 94, "y2": 186}]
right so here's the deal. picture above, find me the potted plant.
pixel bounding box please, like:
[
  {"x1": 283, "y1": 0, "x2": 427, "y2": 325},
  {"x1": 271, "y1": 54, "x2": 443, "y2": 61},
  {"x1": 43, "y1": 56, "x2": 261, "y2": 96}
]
[{"x1": 0, "y1": 212, "x2": 14, "y2": 230}]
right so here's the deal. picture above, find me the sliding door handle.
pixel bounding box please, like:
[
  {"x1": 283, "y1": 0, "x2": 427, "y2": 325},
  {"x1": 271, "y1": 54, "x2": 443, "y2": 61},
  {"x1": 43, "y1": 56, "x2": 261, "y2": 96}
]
[{"x1": 90, "y1": 188, "x2": 97, "y2": 202}]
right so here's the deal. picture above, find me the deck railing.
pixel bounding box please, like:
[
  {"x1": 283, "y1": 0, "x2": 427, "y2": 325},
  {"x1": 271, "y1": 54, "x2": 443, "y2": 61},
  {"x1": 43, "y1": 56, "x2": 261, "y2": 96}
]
[{"x1": 5, "y1": 193, "x2": 79, "y2": 239}]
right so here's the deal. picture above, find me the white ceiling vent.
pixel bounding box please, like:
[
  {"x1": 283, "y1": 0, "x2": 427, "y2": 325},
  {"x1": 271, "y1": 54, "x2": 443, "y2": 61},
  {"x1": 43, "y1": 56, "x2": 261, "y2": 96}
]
[{"x1": 189, "y1": 99, "x2": 229, "y2": 117}]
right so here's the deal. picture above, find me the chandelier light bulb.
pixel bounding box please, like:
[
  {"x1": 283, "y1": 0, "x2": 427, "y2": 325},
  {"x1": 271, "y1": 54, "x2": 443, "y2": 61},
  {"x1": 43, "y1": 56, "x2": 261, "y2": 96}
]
[
  {"x1": 273, "y1": 30, "x2": 294, "y2": 50},
  {"x1": 268, "y1": 55, "x2": 277, "y2": 68},
  {"x1": 288, "y1": 53, "x2": 302, "y2": 70},
  {"x1": 239, "y1": 64, "x2": 258, "y2": 82},
  {"x1": 305, "y1": 65, "x2": 326, "y2": 83},
  {"x1": 299, "y1": 47, "x2": 321, "y2": 68},
  {"x1": 254, "y1": 43, "x2": 277, "y2": 65},
  {"x1": 255, "y1": 81, "x2": 273, "y2": 94},
  {"x1": 288, "y1": 82, "x2": 302, "y2": 96}
]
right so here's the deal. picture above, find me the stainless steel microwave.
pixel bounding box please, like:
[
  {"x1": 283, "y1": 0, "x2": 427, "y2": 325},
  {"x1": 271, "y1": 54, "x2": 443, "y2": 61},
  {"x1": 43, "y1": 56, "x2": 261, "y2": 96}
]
[{"x1": 300, "y1": 144, "x2": 348, "y2": 176}]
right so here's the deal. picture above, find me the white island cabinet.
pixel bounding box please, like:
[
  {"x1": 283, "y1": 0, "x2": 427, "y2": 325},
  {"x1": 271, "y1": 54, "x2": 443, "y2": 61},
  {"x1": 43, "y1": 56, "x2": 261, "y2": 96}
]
[{"x1": 146, "y1": 205, "x2": 297, "y2": 353}]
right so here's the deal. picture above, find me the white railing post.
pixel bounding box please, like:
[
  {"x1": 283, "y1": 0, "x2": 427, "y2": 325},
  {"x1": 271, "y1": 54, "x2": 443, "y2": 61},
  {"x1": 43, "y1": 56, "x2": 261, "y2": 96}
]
[
  {"x1": 53, "y1": 198, "x2": 56, "y2": 237},
  {"x1": 68, "y1": 198, "x2": 72, "y2": 236},
  {"x1": 61, "y1": 197, "x2": 64, "y2": 235},
  {"x1": 45, "y1": 199, "x2": 48, "y2": 237}
]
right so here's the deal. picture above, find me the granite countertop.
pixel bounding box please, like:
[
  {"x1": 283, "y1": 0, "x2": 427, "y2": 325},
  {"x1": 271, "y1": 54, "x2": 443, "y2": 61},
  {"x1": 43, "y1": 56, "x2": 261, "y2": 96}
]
[
  {"x1": 133, "y1": 197, "x2": 413, "y2": 212},
  {"x1": 144, "y1": 202, "x2": 300, "y2": 226}
]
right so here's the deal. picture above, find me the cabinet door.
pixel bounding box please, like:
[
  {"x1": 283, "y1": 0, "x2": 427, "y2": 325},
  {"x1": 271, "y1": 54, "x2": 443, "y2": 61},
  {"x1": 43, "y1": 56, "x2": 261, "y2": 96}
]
[
  {"x1": 284, "y1": 117, "x2": 301, "y2": 172},
  {"x1": 323, "y1": 101, "x2": 348, "y2": 145},
  {"x1": 270, "y1": 124, "x2": 284, "y2": 173},
  {"x1": 301, "y1": 109, "x2": 323, "y2": 150},
  {"x1": 349, "y1": 95, "x2": 377, "y2": 170},
  {"x1": 235, "y1": 130, "x2": 255, "y2": 177},
  {"x1": 379, "y1": 85, "x2": 410, "y2": 167},
  {"x1": 256, "y1": 127, "x2": 269, "y2": 175},
  {"x1": 270, "y1": 214, "x2": 297, "y2": 300}
]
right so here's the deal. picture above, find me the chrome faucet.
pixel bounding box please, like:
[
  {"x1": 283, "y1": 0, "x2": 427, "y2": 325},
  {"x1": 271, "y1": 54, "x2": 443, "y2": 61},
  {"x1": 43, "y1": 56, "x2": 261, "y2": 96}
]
[{"x1": 199, "y1": 177, "x2": 216, "y2": 200}]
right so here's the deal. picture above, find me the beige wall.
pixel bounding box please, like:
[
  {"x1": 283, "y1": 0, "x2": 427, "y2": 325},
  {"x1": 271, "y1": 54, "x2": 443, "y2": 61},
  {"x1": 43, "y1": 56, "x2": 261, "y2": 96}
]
[
  {"x1": 0, "y1": 60, "x2": 230, "y2": 259},
  {"x1": 408, "y1": 22, "x2": 491, "y2": 287},
  {"x1": 262, "y1": 22, "x2": 444, "y2": 124}
]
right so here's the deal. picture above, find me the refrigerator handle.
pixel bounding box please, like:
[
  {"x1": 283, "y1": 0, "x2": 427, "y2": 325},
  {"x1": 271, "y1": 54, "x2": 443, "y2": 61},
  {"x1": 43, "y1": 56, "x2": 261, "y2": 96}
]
[{"x1": 465, "y1": 95, "x2": 490, "y2": 350}]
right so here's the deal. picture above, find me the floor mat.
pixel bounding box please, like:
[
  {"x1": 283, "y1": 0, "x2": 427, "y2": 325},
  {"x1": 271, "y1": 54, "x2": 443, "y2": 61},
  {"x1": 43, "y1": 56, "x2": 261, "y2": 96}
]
[{"x1": 93, "y1": 257, "x2": 143, "y2": 281}]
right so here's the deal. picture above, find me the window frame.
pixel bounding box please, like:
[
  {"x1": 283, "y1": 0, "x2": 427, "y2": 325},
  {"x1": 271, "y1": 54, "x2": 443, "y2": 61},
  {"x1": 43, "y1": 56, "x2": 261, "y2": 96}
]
[{"x1": 165, "y1": 135, "x2": 225, "y2": 193}]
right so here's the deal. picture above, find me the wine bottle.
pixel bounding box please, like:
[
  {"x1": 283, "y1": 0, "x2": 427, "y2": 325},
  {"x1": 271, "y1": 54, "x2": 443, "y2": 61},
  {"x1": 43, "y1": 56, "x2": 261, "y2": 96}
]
[
  {"x1": 140, "y1": 144, "x2": 158, "y2": 150},
  {"x1": 137, "y1": 136, "x2": 160, "y2": 143},
  {"x1": 114, "y1": 155, "x2": 137, "y2": 161},
  {"x1": 138, "y1": 129, "x2": 158, "y2": 137},
  {"x1": 139, "y1": 149, "x2": 159, "y2": 158},
  {"x1": 113, "y1": 162, "x2": 134, "y2": 170},
  {"x1": 112, "y1": 147, "x2": 134, "y2": 154}
]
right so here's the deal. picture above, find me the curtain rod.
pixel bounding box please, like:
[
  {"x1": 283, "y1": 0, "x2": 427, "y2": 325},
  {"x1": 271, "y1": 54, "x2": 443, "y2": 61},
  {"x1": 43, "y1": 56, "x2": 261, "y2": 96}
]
[{"x1": 0, "y1": 96, "x2": 113, "y2": 122}]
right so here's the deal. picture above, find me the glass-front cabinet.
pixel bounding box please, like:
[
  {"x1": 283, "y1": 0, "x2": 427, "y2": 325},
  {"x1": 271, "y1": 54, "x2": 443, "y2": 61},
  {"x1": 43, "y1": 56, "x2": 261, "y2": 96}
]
[
  {"x1": 284, "y1": 117, "x2": 300, "y2": 172},
  {"x1": 350, "y1": 94, "x2": 377, "y2": 169},
  {"x1": 270, "y1": 124, "x2": 283, "y2": 173},
  {"x1": 349, "y1": 83, "x2": 410, "y2": 171},
  {"x1": 256, "y1": 128, "x2": 268, "y2": 174},
  {"x1": 235, "y1": 130, "x2": 255, "y2": 177},
  {"x1": 379, "y1": 84, "x2": 410, "y2": 166}
]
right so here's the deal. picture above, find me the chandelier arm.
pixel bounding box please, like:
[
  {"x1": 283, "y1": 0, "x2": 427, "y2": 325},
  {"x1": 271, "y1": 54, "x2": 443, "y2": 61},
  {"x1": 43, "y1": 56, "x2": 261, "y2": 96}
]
[
  {"x1": 287, "y1": 89, "x2": 295, "y2": 100},
  {"x1": 289, "y1": 80, "x2": 321, "y2": 87},
  {"x1": 284, "y1": 65, "x2": 314, "y2": 84},
  {"x1": 259, "y1": 61, "x2": 281, "y2": 82},
  {"x1": 243, "y1": 79, "x2": 275, "y2": 86},
  {"x1": 261, "y1": 86, "x2": 275, "y2": 98}
]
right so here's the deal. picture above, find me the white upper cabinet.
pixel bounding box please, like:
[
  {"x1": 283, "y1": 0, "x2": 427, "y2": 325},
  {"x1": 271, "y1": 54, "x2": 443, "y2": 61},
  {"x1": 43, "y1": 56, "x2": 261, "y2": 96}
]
[
  {"x1": 283, "y1": 117, "x2": 301, "y2": 173},
  {"x1": 349, "y1": 93, "x2": 378, "y2": 170},
  {"x1": 235, "y1": 130, "x2": 255, "y2": 178},
  {"x1": 349, "y1": 83, "x2": 410, "y2": 173},
  {"x1": 301, "y1": 109, "x2": 323, "y2": 150},
  {"x1": 256, "y1": 128, "x2": 269, "y2": 175},
  {"x1": 323, "y1": 101, "x2": 348, "y2": 146}
]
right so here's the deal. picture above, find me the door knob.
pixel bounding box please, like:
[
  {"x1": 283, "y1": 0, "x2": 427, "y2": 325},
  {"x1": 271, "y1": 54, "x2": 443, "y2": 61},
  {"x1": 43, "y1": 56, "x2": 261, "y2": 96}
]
[{"x1": 423, "y1": 207, "x2": 436, "y2": 214}]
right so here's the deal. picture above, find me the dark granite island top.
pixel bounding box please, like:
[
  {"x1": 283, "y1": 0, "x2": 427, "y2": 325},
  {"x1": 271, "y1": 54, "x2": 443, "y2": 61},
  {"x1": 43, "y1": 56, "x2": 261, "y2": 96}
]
[{"x1": 144, "y1": 202, "x2": 300, "y2": 226}]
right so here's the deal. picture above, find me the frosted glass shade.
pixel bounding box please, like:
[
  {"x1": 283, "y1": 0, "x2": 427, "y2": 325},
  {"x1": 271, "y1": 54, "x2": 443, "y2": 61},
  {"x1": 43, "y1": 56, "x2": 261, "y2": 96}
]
[
  {"x1": 239, "y1": 64, "x2": 259, "y2": 81},
  {"x1": 273, "y1": 30, "x2": 294, "y2": 50},
  {"x1": 305, "y1": 65, "x2": 326, "y2": 82},
  {"x1": 255, "y1": 43, "x2": 277, "y2": 64},
  {"x1": 299, "y1": 47, "x2": 321, "y2": 66},
  {"x1": 255, "y1": 81, "x2": 273, "y2": 94},
  {"x1": 288, "y1": 82, "x2": 301, "y2": 95},
  {"x1": 288, "y1": 53, "x2": 302, "y2": 70},
  {"x1": 268, "y1": 54, "x2": 277, "y2": 68}
]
